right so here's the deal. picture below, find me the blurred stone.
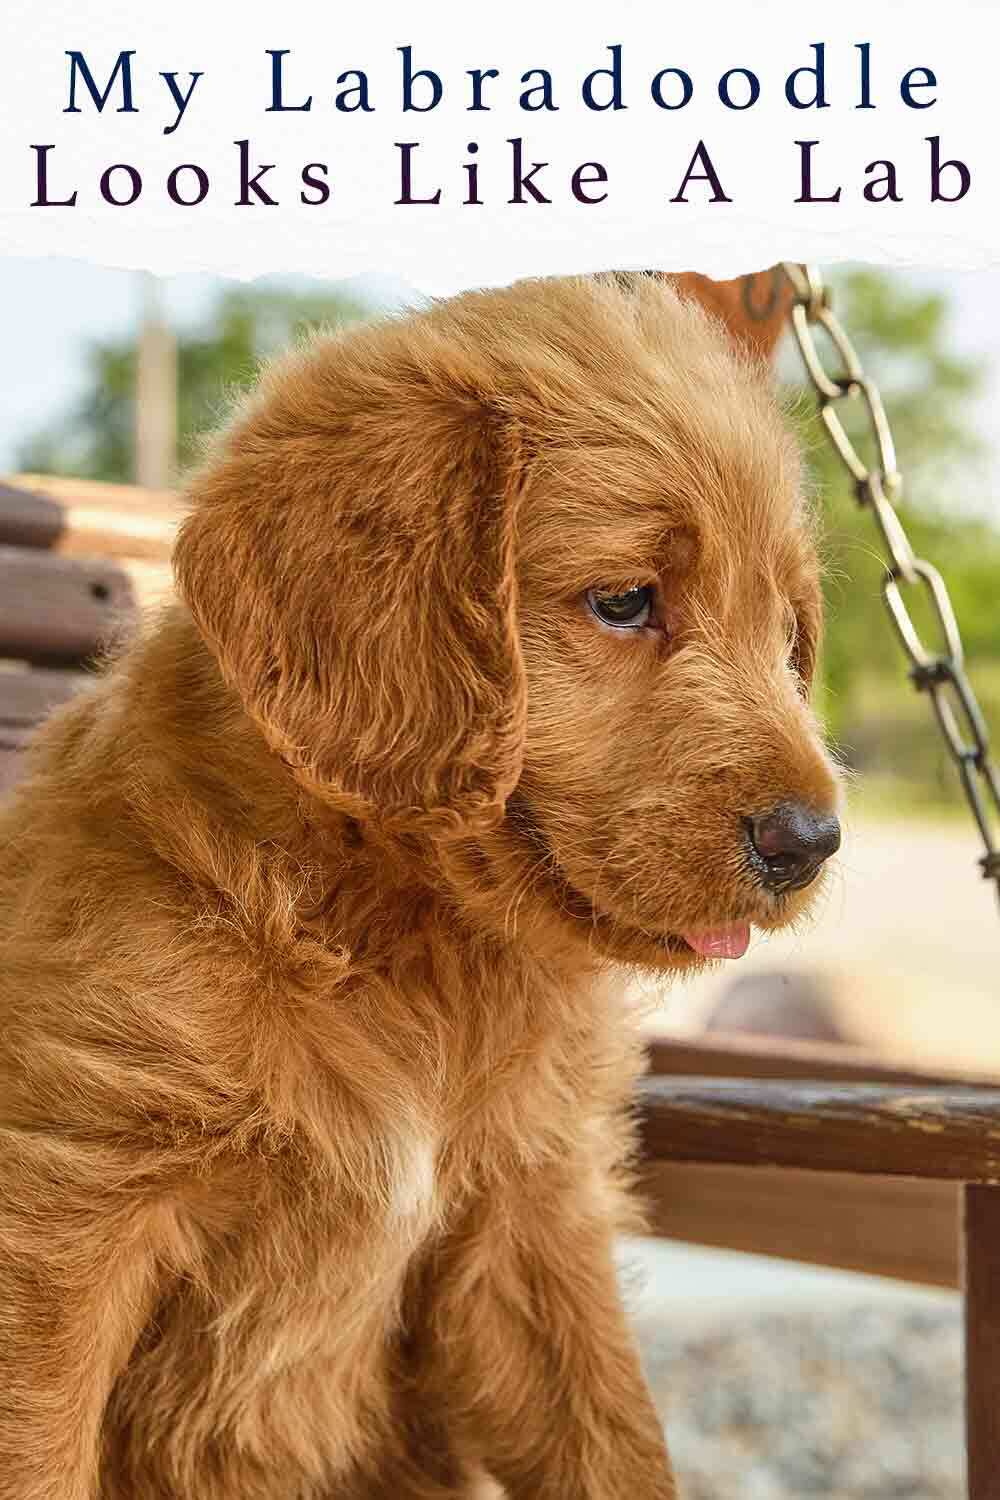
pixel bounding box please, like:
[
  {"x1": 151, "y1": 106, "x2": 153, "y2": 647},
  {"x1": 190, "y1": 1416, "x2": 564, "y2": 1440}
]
[{"x1": 703, "y1": 970, "x2": 848, "y2": 1044}]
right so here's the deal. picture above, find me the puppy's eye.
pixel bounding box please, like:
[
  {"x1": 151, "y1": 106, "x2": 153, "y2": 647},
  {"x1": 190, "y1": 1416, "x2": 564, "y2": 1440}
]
[{"x1": 586, "y1": 585, "x2": 653, "y2": 629}]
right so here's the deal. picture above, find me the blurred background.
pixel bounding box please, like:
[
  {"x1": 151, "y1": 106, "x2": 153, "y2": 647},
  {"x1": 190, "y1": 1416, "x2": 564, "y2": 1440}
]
[{"x1": 3, "y1": 257, "x2": 998, "y2": 1497}]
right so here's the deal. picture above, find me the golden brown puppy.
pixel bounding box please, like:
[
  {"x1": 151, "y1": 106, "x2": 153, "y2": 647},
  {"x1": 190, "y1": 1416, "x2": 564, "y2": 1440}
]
[{"x1": 0, "y1": 273, "x2": 840, "y2": 1499}]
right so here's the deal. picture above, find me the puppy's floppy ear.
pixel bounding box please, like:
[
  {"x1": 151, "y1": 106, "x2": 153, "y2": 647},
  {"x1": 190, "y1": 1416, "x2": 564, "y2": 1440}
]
[{"x1": 173, "y1": 335, "x2": 527, "y2": 828}]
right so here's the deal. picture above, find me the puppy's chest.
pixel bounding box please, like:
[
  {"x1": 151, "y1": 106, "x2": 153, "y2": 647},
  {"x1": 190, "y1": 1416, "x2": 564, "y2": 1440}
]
[
  {"x1": 274, "y1": 967, "x2": 641, "y2": 1239},
  {"x1": 184, "y1": 1007, "x2": 636, "y2": 1386},
  {"x1": 377, "y1": 1124, "x2": 442, "y2": 1229}
]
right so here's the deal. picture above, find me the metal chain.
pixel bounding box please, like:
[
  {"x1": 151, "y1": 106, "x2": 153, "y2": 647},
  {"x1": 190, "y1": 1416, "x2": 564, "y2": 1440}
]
[{"x1": 781, "y1": 261, "x2": 1000, "y2": 914}]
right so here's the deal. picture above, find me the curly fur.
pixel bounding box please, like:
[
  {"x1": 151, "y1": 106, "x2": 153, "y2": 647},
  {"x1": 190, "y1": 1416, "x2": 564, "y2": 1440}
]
[{"x1": 0, "y1": 272, "x2": 839, "y2": 1499}]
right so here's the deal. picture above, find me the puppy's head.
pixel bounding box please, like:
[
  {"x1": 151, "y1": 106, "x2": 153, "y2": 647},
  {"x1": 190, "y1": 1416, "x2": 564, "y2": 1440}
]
[{"x1": 176, "y1": 273, "x2": 840, "y2": 972}]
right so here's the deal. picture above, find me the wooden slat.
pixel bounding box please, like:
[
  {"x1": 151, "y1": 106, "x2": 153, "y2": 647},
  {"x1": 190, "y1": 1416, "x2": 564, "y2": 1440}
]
[
  {"x1": 0, "y1": 547, "x2": 135, "y2": 666},
  {"x1": 0, "y1": 482, "x2": 63, "y2": 549},
  {"x1": 10, "y1": 474, "x2": 182, "y2": 519},
  {"x1": 1, "y1": 476, "x2": 181, "y2": 562},
  {"x1": 0, "y1": 667, "x2": 89, "y2": 727},
  {"x1": 639, "y1": 1162, "x2": 959, "y2": 1288},
  {"x1": 639, "y1": 1078, "x2": 1000, "y2": 1181},
  {"x1": 964, "y1": 1185, "x2": 1000, "y2": 1497},
  {"x1": 645, "y1": 1030, "x2": 1000, "y2": 1087},
  {"x1": 0, "y1": 546, "x2": 170, "y2": 665},
  {"x1": 0, "y1": 724, "x2": 34, "y2": 751},
  {"x1": 0, "y1": 670, "x2": 93, "y2": 797},
  {"x1": 0, "y1": 746, "x2": 22, "y2": 796}
]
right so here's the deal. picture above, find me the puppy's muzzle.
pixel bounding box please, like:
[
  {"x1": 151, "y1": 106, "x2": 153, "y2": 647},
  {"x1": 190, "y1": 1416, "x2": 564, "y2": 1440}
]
[{"x1": 745, "y1": 802, "x2": 841, "y2": 894}]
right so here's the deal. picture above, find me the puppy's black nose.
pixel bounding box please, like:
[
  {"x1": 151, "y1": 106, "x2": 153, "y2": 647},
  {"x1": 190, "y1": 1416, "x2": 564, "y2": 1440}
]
[{"x1": 747, "y1": 802, "x2": 841, "y2": 892}]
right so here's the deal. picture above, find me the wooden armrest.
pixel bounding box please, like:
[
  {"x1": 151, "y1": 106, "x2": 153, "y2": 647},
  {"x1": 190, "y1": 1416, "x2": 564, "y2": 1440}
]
[
  {"x1": 637, "y1": 1037, "x2": 1000, "y2": 1288},
  {"x1": 638, "y1": 1077, "x2": 1000, "y2": 1181},
  {"x1": 645, "y1": 1029, "x2": 1000, "y2": 1086}
]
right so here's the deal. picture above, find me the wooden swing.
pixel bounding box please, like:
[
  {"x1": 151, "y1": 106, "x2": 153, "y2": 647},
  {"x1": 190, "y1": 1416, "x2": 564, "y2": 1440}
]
[{"x1": 1, "y1": 264, "x2": 999, "y2": 1497}]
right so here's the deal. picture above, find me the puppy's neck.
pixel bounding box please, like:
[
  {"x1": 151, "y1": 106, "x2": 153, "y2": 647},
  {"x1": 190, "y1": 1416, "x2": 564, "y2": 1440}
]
[{"x1": 113, "y1": 605, "x2": 584, "y2": 989}]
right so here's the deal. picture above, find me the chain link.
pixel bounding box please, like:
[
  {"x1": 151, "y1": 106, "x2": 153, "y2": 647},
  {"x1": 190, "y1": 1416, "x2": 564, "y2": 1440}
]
[{"x1": 782, "y1": 261, "x2": 1000, "y2": 912}]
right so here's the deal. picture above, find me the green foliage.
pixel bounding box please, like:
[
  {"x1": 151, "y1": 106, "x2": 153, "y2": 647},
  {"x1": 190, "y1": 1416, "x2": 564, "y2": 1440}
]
[
  {"x1": 782, "y1": 269, "x2": 1000, "y2": 795},
  {"x1": 17, "y1": 284, "x2": 372, "y2": 484}
]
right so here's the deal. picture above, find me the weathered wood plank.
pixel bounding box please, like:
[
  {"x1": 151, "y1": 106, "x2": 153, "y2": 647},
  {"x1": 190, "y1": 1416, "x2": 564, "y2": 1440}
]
[
  {"x1": 0, "y1": 724, "x2": 33, "y2": 752},
  {"x1": 639, "y1": 1078, "x2": 1000, "y2": 1181},
  {"x1": 645, "y1": 1030, "x2": 999, "y2": 1086},
  {"x1": 0, "y1": 546, "x2": 171, "y2": 665},
  {"x1": 1, "y1": 476, "x2": 181, "y2": 562},
  {"x1": 0, "y1": 546, "x2": 138, "y2": 665},
  {"x1": 639, "y1": 1161, "x2": 959, "y2": 1288},
  {"x1": 964, "y1": 1185, "x2": 1000, "y2": 1497},
  {"x1": 0, "y1": 746, "x2": 22, "y2": 796},
  {"x1": 0, "y1": 482, "x2": 63, "y2": 549},
  {"x1": 9, "y1": 474, "x2": 182, "y2": 519},
  {"x1": 0, "y1": 667, "x2": 90, "y2": 727}
]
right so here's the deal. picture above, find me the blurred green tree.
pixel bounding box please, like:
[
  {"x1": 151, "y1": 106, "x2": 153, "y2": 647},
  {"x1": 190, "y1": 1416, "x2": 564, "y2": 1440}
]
[
  {"x1": 17, "y1": 283, "x2": 372, "y2": 484},
  {"x1": 781, "y1": 269, "x2": 1000, "y2": 771}
]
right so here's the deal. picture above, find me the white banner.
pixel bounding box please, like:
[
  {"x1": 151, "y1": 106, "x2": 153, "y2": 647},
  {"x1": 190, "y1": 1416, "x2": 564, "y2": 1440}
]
[{"x1": 0, "y1": 0, "x2": 995, "y2": 292}]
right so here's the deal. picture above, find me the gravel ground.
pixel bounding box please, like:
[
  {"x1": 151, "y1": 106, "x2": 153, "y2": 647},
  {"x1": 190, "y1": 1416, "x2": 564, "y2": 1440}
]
[{"x1": 633, "y1": 1302, "x2": 964, "y2": 1499}]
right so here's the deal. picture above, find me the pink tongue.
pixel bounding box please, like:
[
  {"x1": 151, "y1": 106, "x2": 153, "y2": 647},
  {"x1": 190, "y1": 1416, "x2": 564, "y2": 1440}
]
[{"x1": 681, "y1": 923, "x2": 751, "y2": 960}]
